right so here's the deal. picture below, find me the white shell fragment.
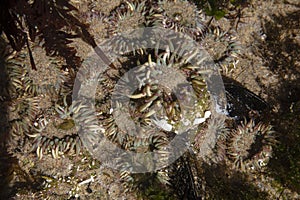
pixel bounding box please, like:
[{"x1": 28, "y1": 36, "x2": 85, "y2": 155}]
[
  {"x1": 153, "y1": 118, "x2": 173, "y2": 132},
  {"x1": 193, "y1": 111, "x2": 211, "y2": 125}
]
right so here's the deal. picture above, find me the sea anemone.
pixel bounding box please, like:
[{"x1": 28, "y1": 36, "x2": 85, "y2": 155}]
[
  {"x1": 105, "y1": 1, "x2": 152, "y2": 54},
  {"x1": 5, "y1": 96, "x2": 41, "y2": 150},
  {"x1": 80, "y1": 11, "x2": 110, "y2": 43},
  {"x1": 88, "y1": 0, "x2": 122, "y2": 16},
  {"x1": 6, "y1": 46, "x2": 66, "y2": 97},
  {"x1": 194, "y1": 117, "x2": 229, "y2": 164},
  {"x1": 30, "y1": 134, "x2": 82, "y2": 159},
  {"x1": 152, "y1": 0, "x2": 206, "y2": 41},
  {"x1": 26, "y1": 96, "x2": 89, "y2": 159},
  {"x1": 199, "y1": 25, "x2": 241, "y2": 75},
  {"x1": 227, "y1": 119, "x2": 276, "y2": 172},
  {"x1": 113, "y1": 51, "x2": 211, "y2": 134}
]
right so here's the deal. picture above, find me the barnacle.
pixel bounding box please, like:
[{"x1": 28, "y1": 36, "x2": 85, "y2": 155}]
[
  {"x1": 227, "y1": 119, "x2": 276, "y2": 172},
  {"x1": 152, "y1": 0, "x2": 206, "y2": 41}
]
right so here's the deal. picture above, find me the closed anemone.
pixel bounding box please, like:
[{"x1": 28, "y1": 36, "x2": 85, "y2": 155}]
[
  {"x1": 159, "y1": 0, "x2": 198, "y2": 28},
  {"x1": 23, "y1": 45, "x2": 66, "y2": 96}
]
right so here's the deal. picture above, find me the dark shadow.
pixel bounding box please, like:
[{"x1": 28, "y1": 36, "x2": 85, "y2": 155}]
[
  {"x1": 253, "y1": 3, "x2": 300, "y2": 194},
  {"x1": 257, "y1": 9, "x2": 300, "y2": 76},
  {"x1": 268, "y1": 79, "x2": 300, "y2": 193},
  {"x1": 0, "y1": 0, "x2": 100, "y2": 70},
  {"x1": 169, "y1": 153, "x2": 269, "y2": 200},
  {"x1": 201, "y1": 163, "x2": 269, "y2": 200},
  {"x1": 222, "y1": 76, "x2": 271, "y2": 122},
  {"x1": 0, "y1": 37, "x2": 13, "y2": 199},
  {"x1": 0, "y1": 37, "x2": 35, "y2": 199}
]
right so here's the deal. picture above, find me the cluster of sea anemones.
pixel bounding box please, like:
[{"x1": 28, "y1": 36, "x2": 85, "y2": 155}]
[
  {"x1": 95, "y1": 45, "x2": 212, "y2": 148},
  {"x1": 193, "y1": 115, "x2": 276, "y2": 174},
  {"x1": 1, "y1": 0, "x2": 277, "y2": 198},
  {"x1": 1, "y1": 43, "x2": 84, "y2": 159},
  {"x1": 76, "y1": 1, "x2": 239, "y2": 191}
]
